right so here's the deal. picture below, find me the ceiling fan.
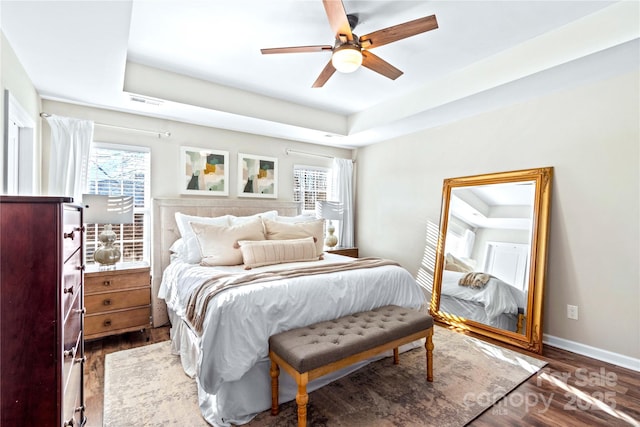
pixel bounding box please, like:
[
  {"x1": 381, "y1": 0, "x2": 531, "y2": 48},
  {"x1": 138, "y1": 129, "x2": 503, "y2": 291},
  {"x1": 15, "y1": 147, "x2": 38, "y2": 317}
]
[{"x1": 260, "y1": 0, "x2": 438, "y2": 88}]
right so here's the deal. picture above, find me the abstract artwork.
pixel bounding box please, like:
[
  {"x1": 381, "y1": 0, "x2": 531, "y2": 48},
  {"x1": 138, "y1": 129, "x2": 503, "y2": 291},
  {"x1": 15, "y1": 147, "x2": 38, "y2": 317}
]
[
  {"x1": 180, "y1": 146, "x2": 229, "y2": 196},
  {"x1": 238, "y1": 153, "x2": 278, "y2": 198}
]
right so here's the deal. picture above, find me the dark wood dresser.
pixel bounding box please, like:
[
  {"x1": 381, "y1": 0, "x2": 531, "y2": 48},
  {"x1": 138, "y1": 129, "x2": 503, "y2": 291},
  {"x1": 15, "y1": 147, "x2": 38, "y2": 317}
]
[{"x1": 0, "y1": 196, "x2": 86, "y2": 426}]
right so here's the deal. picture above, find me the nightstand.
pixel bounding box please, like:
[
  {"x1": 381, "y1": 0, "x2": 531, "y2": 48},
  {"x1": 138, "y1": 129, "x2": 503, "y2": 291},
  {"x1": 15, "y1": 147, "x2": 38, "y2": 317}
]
[
  {"x1": 326, "y1": 247, "x2": 359, "y2": 258},
  {"x1": 84, "y1": 265, "x2": 151, "y2": 339}
]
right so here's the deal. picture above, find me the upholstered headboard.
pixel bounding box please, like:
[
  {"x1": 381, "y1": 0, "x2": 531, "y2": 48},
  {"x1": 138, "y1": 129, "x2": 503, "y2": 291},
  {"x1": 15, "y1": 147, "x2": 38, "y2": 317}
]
[{"x1": 151, "y1": 198, "x2": 301, "y2": 327}]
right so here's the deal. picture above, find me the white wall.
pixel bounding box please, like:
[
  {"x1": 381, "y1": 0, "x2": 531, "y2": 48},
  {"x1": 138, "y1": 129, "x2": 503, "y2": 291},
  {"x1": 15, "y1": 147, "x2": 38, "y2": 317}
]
[
  {"x1": 1, "y1": 31, "x2": 42, "y2": 193},
  {"x1": 356, "y1": 71, "x2": 639, "y2": 360},
  {"x1": 40, "y1": 100, "x2": 353, "y2": 201}
]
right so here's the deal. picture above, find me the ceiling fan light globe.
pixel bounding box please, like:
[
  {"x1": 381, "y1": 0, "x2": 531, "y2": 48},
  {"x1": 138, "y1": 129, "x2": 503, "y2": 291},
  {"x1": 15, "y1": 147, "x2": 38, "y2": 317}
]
[{"x1": 332, "y1": 45, "x2": 362, "y2": 73}]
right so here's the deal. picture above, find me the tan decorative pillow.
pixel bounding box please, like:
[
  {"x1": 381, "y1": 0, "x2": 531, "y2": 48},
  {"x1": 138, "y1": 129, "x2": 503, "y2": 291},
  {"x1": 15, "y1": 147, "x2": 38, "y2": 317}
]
[
  {"x1": 238, "y1": 237, "x2": 320, "y2": 269},
  {"x1": 190, "y1": 217, "x2": 265, "y2": 266},
  {"x1": 263, "y1": 218, "x2": 324, "y2": 256},
  {"x1": 175, "y1": 212, "x2": 231, "y2": 263}
]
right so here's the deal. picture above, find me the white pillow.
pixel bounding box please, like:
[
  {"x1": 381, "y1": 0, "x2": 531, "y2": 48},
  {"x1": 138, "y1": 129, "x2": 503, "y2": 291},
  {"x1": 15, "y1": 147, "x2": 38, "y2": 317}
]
[
  {"x1": 168, "y1": 238, "x2": 186, "y2": 262},
  {"x1": 263, "y1": 218, "x2": 324, "y2": 256},
  {"x1": 275, "y1": 214, "x2": 317, "y2": 223},
  {"x1": 175, "y1": 212, "x2": 231, "y2": 264},
  {"x1": 237, "y1": 237, "x2": 320, "y2": 269},
  {"x1": 228, "y1": 210, "x2": 278, "y2": 225},
  {"x1": 190, "y1": 217, "x2": 266, "y2": 266}
]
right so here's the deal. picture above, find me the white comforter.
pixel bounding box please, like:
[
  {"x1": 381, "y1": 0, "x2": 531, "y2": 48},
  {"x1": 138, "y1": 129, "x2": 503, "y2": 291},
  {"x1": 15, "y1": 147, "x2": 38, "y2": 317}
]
[
  {"x1": 440, "y1": 270, "x2": 526, "y2": 320},
  {"x1": 159, "y1": 253, "x2": 426, "y2": 396}
]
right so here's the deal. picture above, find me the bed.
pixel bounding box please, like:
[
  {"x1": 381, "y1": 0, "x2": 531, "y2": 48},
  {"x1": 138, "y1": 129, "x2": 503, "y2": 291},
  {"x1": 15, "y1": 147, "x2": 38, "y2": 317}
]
[
  {"x1": 439, "y1": 269, "x2": 526, "y2": 332},
  {"x1": 152, "y1": 198, "x2": 426, "y2": 426}
]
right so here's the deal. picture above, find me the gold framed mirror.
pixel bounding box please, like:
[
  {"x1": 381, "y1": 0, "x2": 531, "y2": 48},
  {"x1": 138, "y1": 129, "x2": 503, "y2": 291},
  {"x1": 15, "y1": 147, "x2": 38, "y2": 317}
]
[{"x1": 430, "y1": 167, "x2": 553, "y2": 353}]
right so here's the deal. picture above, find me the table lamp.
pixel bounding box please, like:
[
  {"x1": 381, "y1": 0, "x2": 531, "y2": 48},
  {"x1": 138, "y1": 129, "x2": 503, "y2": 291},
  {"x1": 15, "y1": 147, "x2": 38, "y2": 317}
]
[
  {"x1": 316, "y1": 201, "x2": 343, "y2": 248},
  {"x1": 83, "y1": 194, "x2": 134, "y2": 269}
]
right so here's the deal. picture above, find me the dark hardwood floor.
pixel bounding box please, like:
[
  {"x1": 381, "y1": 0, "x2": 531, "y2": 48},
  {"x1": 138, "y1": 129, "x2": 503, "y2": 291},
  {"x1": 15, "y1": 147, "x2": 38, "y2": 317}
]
[{"x1": 84, "y1": 327, "x2": 639, "y2": 427}]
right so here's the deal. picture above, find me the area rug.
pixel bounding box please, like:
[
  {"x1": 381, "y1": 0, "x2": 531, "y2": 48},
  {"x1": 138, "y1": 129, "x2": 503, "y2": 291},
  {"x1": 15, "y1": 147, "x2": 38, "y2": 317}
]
[{"x1": 103, "y1": 326, "x2": 547, "y2": 426}]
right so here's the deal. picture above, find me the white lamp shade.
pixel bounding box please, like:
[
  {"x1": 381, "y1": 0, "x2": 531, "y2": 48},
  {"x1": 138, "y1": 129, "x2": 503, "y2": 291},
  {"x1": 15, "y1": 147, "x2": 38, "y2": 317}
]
[
  {"x1": 331, "y1": 45, "x2": 363, "y2": 73},
  {"x1": 83, "y1": 194, "x2": 134, "y2": 224},
  {"x1": 316, "y1": 201, "x2": 344, "y2": 220}
]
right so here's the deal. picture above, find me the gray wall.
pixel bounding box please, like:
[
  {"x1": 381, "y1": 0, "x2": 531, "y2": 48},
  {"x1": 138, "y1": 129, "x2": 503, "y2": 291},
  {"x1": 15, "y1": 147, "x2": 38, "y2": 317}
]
[{"x1": 355, "y1": 71, "x2": 639, "y2": 360}]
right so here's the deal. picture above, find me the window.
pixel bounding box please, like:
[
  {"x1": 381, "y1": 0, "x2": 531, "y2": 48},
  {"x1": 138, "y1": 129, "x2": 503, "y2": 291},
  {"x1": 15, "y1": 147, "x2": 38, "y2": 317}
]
[
  {"x1": 85, "y1": 143, "x2": 150, "y2": 265},
  {"x1": 293, "y1": 166, "x2": 331, "y2": 214}
]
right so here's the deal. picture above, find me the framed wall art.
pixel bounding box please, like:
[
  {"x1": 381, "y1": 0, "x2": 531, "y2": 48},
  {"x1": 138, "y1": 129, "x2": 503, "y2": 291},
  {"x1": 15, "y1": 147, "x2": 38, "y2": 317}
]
[
  {"x1": 237, "y1": 153, "x2": 278, "y2": 198},
  {"x1": 180, "y1": 146, "x2": 229, "y2": 196}
]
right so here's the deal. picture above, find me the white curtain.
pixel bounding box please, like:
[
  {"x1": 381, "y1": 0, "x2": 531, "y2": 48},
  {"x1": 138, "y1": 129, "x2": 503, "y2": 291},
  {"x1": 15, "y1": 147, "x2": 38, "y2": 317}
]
[
  {"x1": 331, "y1": 157, "x2": 354, "y2": 248},
  {"x1": 45, "y1": 115, "x2": 94, "y2": 203},
  {"x1": 462, "y1": 229, "x2": 476, "y2": 259}
]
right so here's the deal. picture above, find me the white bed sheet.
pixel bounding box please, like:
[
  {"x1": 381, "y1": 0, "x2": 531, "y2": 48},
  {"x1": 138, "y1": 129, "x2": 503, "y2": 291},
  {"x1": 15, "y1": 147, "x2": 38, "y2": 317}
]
[
  {"x1": 440, "y1": 270, "x2": 526, "y2": 320},
  {"x1": 439, "y1": 294, "x2": 519, "y2": 331},
  {"x1": 159, "y1": 253, "x2": 426, "y2": 426}
]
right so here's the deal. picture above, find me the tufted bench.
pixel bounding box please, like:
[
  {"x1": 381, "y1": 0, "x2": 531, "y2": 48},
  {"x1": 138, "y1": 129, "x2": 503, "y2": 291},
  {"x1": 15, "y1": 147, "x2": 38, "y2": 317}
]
[{"x1": 268, "y1": 305, "x2": 434, "y2": 427}]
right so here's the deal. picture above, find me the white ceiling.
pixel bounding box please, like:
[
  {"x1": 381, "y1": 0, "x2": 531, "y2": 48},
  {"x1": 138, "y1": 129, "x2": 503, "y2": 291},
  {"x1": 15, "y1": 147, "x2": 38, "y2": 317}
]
[{"x1": 1, "y1": 1, "x2": 638, "y2": 148}]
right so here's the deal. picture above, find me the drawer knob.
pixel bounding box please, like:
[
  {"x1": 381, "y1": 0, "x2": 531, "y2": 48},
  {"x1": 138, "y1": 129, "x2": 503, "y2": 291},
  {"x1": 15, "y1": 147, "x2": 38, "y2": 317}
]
[
  {"x1": 103, "y1": 319, "x2": 112, "y2": 327},
  {"x1": 63, "y1": 349, "x2": 73, "y2": 358},
  {"x1": 63, "y1": 227, "x2": 81, "y2": 240},
  {"x1": 103, "y1": 299, "x2": 112, "y2": 306},
  {"x1": 74, "y1": 356, "x2": 86, "y2": 364},
  {"x1": 64, "y1": 286, "x2": 74, "y2": 295},
  {"x1": 103, "y1": 280, "x2": 112, "y2": 287}
]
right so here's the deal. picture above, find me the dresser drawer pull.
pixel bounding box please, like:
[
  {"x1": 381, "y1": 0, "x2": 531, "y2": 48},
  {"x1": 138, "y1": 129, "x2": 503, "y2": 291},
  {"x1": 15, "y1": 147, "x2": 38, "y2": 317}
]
[
  {"x1": 103, "y1": 298, "x2": 112, "y2": 306},
  {"x1": 103, "y1": 280, "x2": 112, "y2": 287},
  {"x1": 63, "y1": 349, "x2": 73, "y2": 358},
  {"x1": 103, "y1": 319, "x2": 112, "y2": 327},
  {"x1": 63, "y1": 226, "x2": 82, "y2": 241},
  {"x1": 74, "y1": 356, "x2": 86, "y2": 365},
  {"x1": 77, "y1": 264, "x2": 85, "y2": 271},
  {"x1": 64, "y1": 285, "x2": 74, "y2": 295},
  {"x1": 75, "y1": 307, "x2": 86, "y2": 315}
]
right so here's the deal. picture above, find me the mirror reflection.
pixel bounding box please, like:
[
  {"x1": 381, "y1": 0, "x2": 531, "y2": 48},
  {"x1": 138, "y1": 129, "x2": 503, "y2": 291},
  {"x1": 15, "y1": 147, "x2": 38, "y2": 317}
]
[
  {"x1": 430, "y1": 167, "x2": 553, "y2": 354},
  {"x1": 439, "y1": 181, "x2": 535, "y2": 334}
]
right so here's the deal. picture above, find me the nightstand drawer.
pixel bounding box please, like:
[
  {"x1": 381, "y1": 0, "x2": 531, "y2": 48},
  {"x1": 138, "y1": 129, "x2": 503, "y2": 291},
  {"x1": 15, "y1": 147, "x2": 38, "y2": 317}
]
[
  {"x1": 85, "y1": 306, "x2": 151, "y2": 337},
  {"x1": 85, "y1": 270, "x2": 149, "y2": 293},
  {"x1": 85, "y1": 288, "x2": 150, "y2": 314}
]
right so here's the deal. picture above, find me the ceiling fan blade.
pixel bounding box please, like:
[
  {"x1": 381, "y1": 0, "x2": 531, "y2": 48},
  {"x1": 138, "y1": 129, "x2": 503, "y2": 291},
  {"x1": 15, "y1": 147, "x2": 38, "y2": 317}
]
[
  {"x1": 361, "y1": 51, "x2": 403, "y2": 80},
  {"x1": 312, "y1": 60, "x2": 337, "y2": 88},
  {"x1": 359, "y1": 15, "x2": 438, "y2": 49},
  {"x1": 322, "y1": 0, "x2": 353, "y2": 41},
  {"x1": 261, "y1": 45, "x2": 333, "y2": 55}
]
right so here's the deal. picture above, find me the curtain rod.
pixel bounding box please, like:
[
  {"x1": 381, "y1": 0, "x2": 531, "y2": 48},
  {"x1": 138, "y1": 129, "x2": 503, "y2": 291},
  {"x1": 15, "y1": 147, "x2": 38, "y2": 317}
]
[
  {"x1": 40, "y1": 112, "x2": 171, "y2": 138},
  {"x1": 286, "y1": 148, "x2": 355, "y2": 163},
  {"x1": 285, "y1": 148, "x2": 333, "y2": 159}
]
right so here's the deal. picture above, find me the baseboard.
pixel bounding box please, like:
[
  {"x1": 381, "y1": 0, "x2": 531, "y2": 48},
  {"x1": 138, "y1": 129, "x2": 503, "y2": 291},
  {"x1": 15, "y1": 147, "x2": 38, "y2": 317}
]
[{"x1": 544, "y1": 334, "x2": 640, "y2": 372}]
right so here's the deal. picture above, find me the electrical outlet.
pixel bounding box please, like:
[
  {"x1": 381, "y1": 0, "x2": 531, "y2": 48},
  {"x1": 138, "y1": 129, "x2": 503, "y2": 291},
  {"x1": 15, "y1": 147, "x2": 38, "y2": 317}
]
[{"x1": 567, "y1": 304, "x2": 578, "y2": 320}]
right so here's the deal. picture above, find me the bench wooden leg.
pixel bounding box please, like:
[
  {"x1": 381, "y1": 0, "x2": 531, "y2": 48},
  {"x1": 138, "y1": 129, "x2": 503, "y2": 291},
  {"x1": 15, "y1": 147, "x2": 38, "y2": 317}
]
[
  {"x1": 296, "y1": 376, "x2": 309, "y2": 427},
  {"x1": 393, "y1": 347, "x2": 399, "y2": 364},
  {"x1": 270, "y1": 360, "x2": 280, "y2": 415},
  {"x1": 425, "y1": 328, "x2": 434, "y2": 382}
]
